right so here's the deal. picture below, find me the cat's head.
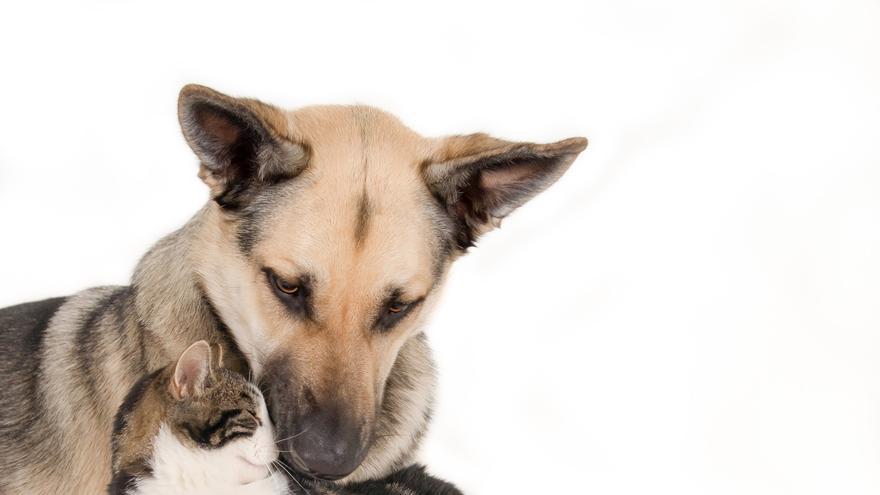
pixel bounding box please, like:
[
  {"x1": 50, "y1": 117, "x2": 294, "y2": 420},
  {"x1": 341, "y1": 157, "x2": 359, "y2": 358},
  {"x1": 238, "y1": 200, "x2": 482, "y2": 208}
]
[
  {"x1": 164, "y1": 340, "x2": 278, "y2": 483},
  {"x1": 111, "y1": 341, "x2": 279, "y2": 486}
]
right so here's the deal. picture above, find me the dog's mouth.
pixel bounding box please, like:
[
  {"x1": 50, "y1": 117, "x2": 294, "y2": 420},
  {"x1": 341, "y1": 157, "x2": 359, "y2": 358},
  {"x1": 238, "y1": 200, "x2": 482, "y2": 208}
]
[
  {"x1": 276, "y1": 452, "x2": 332, "y2": 488},
  {"x1": 279, "y1": 448, "x2": 309, "y2": 474},
  {"x1": 277, "y1": 449, "x2": 339, "y2": 482}
]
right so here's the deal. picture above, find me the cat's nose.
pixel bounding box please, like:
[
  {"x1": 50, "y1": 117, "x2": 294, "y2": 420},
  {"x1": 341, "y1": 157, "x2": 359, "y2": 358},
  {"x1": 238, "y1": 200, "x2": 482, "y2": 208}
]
[{"x1": 285, "y1": 407, "x2": 369, "y2": 480}]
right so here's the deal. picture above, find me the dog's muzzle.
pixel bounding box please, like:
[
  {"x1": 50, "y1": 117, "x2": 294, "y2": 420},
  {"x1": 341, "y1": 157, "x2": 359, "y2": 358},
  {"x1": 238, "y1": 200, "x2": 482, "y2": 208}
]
[{"x1": 280, "y1": 405, "x2": 370, "y2": 480}]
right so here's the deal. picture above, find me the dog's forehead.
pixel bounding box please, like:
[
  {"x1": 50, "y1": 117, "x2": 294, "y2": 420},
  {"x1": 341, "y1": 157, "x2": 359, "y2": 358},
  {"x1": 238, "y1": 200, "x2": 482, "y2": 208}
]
[
  {"x1": 254, "y1": 105, "x2": 442, "y2": 293},
  {"x1": 287, "y1": 104, "x2": 427, "y2": 160}
]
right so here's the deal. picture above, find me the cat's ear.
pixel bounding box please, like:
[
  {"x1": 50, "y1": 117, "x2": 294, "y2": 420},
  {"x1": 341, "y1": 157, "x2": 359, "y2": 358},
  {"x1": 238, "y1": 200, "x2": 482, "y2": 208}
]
[
  {"x1": 423, "y1": 134, "x2": 587, "y2": 250},
  {"x1": 171, "y1": 340, "x2": 214, "y2": 399},
  {"x1": 211, "y1": 342, "x2": 225, "y2": 369}
]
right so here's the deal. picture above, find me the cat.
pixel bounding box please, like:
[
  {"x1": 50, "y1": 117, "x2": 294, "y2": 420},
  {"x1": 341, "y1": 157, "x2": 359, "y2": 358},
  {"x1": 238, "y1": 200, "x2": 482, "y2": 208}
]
[
  {"x1": 108, "y1": 340, "x2": 289, "y2": 495},
  {"x1": 108, "y1": 339, "x2": 464, "y2": 495}
]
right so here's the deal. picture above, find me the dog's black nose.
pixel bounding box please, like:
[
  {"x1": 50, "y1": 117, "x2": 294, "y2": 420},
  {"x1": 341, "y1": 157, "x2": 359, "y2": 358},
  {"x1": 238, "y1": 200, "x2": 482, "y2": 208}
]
[{"x1": 287, "y1": 409, "x2": 369, "y2": 480}]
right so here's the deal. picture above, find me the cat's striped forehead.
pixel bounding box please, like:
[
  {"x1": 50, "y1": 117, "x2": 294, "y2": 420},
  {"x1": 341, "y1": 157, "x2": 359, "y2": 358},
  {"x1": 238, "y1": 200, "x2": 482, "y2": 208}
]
[{"x1": 168, "y1": 369, "x2": 266, "y2": 449}]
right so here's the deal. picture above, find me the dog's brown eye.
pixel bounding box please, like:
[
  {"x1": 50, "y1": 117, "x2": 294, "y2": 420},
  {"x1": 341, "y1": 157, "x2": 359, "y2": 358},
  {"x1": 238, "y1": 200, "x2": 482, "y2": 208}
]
[
  {"x1": 274, "y1": 277, "x2": 299, "y2": 295},
  {"x1": 265, "y1": 269, "x2": 313, "y2": 319},
  {"x1": 375, "y1": 296, "x2": 423, "y2": 332}
]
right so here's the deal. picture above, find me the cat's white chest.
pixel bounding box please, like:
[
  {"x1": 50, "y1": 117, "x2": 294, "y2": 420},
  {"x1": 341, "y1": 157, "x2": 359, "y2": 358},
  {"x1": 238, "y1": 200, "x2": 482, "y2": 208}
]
[{"x1": 130, "y1": 424, "x2": 290, "y2": 495}]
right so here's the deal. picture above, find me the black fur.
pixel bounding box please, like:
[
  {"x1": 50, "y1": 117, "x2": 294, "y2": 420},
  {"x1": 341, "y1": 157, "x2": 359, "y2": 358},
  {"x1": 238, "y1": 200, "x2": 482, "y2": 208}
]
[
  {"x1": 183, "y1": 408, "x2": 258, "y2": 448},
  {"x1": 0, "y1": 297, "x2": 67, "y2": 441},
  {"x1": 75, "y1": 290, "x2": 122, "y2": 405},
  {"x1": 106, "y1": 470, "x2": 138, "y2": 495},
  {"x1": 295, "y1": 464, "x2": 464, "y2": 495},
  {"x1": 354, "y1": 193, "x2": 372, "y2": 244},
  {"x1": 426, "y1": 146, "x2": 577, "y2": 251},
  {"x1": 110, "y1": 368, "x2": 162, "y2": 464},
  {"x1": 178, "y1": 87, "x2": 310, "y2": 212},
  {"x1": 0, "y1": 296, "x2": 67, "y2": 369}
]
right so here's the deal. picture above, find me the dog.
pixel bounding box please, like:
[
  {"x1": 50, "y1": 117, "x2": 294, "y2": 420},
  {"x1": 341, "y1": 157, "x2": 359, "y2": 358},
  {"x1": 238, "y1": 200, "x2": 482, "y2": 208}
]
[{"x1": 0, "y1": 84, "x2": 586, "y2": 494}]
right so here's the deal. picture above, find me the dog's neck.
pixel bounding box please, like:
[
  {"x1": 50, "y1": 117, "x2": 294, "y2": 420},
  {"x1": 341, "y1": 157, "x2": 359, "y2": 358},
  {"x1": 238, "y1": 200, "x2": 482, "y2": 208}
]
[{"x1": 130, "y1": 205, "x2": 248, "y2": 373}]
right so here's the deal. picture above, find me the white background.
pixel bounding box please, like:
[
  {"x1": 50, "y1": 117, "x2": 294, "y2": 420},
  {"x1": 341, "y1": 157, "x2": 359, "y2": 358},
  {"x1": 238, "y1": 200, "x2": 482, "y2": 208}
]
[{"x1": 1, "y1": 1, "x2": 879, "y2": 494}]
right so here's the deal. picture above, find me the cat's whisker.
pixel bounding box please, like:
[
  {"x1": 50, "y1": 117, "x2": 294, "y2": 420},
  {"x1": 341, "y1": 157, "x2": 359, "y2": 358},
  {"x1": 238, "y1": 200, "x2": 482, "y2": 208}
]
[
  {"x1": 273, "y1": 459, "x2": 311, "y2": 495},
  {"x1": 275, "y1": 426, "x2": 311, "y2": 445}
]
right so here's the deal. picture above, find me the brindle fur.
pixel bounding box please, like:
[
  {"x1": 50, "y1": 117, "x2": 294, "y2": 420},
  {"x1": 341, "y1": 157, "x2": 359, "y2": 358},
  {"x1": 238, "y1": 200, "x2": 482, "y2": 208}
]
[
  {"x1": 109, "y1": 343, "x2": 263, "y2": 493},
  {"x1": 0, "y1": 85, "x2": 586, "y2": 494}
]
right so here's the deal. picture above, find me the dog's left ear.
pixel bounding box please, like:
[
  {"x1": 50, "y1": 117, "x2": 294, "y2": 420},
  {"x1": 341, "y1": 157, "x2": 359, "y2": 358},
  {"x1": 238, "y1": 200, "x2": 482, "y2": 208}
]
[
  {"x1": 178, "y1": 84, "x2": 309, "y2": 209},
  {"x1": 424, "y1": 133, "x2": 587, "y2": 249}
]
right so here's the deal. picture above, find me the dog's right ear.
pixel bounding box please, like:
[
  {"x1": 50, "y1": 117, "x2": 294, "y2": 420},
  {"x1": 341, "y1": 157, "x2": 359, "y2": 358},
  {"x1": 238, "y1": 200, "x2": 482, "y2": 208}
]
[
  {"x1": 170, "y1": 340, "x2": 214, "y2": 399},
  {"x1": 424, "y1": 133, "x2": 587, "y2": 250},
  {"x1": 178, "y1": 84, "x2": 309, "y2": 209}
]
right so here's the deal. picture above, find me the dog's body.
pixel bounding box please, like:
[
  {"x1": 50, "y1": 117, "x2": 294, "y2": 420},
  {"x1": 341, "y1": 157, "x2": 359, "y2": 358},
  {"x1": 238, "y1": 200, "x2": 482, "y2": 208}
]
[
  {"x1": 0, "y1": 86, "x2": 585, "y2": 494},
  {"x1": 0, "y1": 227, "x2": 435, "y2": 494}
]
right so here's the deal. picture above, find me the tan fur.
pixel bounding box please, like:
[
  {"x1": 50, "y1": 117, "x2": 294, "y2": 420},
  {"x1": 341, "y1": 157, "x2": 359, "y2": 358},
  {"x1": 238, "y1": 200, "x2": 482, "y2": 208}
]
[
  {"x1": 191, "y1": 105, "x2": 448, "y2": 482},
  {"x1": 0, "y1": 85, "x2": 585, "y2": 493}
]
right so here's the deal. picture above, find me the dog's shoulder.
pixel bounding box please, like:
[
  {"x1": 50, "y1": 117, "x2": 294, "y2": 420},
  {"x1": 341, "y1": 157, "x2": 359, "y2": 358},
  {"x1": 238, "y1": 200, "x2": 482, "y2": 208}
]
[{"x1": 0, "y1": 296, "x2": 69, "y2": 367}]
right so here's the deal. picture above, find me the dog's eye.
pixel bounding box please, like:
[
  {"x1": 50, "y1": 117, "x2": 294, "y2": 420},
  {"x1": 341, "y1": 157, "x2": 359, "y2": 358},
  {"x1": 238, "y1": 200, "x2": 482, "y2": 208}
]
[
  {"x1": 388, "y1": 302, "x2": 407, "y2": 314},
  {"x1": 375, "y1": 297, "x2": 423, "y2": 332},
  {"x1": 266, "y1": 270, "x2": 301, "y2": 297},
  {"x1": 265, "y1": 270, "x2": 311, "y2": 320},
  {"x1": 274, "y1": 277, "x2": 299, "y2": 295}
]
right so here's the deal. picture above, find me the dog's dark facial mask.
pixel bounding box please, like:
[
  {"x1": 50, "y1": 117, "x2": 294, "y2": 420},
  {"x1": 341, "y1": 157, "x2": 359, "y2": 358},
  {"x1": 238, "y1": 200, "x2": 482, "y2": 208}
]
[{"x1": 177, "y1": 84, "x2": 587, "y2": 481}]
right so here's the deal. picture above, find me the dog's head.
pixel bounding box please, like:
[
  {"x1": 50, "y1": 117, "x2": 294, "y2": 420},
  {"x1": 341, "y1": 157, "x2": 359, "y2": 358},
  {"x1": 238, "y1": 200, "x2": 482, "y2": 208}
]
[{"x1": 177, "y1": 85, "x2": 586, "y2": 481}]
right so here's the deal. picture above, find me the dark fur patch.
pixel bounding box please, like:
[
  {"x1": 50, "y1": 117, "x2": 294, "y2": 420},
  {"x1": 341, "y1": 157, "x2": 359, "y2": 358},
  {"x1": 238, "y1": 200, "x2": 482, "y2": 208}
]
[
  {"x1": 295, "y1": 464, "x2": 464, "y2": 495},
  {"x1": 111, "y1": 368, "x2": 162, "y2": 462},
  {"x1": 0, "y1": 297, "x2": 67, "y2": 444},
  {"x1": 354, "y1": 193, "x2": 372, "y2": 245},
  {"x1": 182, "y1": 406, "x2": 258, "y2": 448},
  {"x1": 75, "y1": 289, "x2": 128, "y2": 404},
  {"x1": 0, "y1": 297, "x2": 67, "y2": 369},
  {"x1": 179, "y1": 88, "x2": 311, "y2": 212},
  {"x1": 425, "y1": 139, "x2": 585, "y2": 251},
  {"x1": 106, "y1": 469, "x2": 140, "y2": 495},
  {"x1": 235, "y1": 180, "x2": 302, "y2": 255},
  {"x1": 109, "y1": 369, "x2": 160, "y2": 493}
]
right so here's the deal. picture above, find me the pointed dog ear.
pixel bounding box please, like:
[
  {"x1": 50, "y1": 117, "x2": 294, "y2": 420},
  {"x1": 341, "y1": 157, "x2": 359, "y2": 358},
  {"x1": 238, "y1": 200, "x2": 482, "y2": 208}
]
[
  {"x1": 178, "y1": 84, "x2": 309, "y2": 209},
  {"x1": 423, "y1": 133, "x2": 587, "y2": 249},
  {"x1": 170, "y1": 340, "x2": 214, "y2": 400}
]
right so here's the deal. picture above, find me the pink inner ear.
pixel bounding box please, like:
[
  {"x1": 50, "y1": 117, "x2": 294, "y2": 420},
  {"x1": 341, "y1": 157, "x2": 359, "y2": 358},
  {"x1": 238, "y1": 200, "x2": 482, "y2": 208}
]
[
  {"x1": 173, "y1": 341, "x2": 212, "y2": 399},
  {"x1": 479, "y1": 161, "x2": 537, "y2": 190},
  {"x1": 199, "y1": 110, "x2": 241, "y2": 145}
]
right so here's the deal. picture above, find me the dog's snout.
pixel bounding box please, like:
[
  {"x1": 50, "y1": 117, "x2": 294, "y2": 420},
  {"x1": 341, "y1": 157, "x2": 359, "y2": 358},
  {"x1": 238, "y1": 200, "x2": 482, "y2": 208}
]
[
  {"x1": 287, "y1": 408, "x2": 369, "y2": 480},
  {"x1": 263, "y1": 355, "x2": 375, "y2": 481}
]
